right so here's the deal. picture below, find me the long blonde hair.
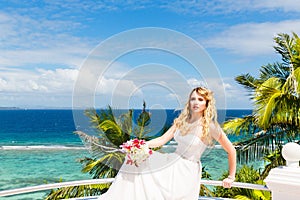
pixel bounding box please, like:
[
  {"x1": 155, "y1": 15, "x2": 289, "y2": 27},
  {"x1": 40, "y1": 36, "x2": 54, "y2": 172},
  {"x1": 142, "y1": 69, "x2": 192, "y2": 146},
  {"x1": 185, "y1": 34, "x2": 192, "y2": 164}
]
[{"x1": 174, "y1": 87, "x2": 218, "y2": 145}]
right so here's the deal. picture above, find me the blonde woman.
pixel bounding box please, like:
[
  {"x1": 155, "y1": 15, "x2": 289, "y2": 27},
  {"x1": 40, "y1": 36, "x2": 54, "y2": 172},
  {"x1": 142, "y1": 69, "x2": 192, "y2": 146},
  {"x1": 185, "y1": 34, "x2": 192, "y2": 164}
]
[{"x1": 98, "y1": 87, "x2": 236, "y2": 200}]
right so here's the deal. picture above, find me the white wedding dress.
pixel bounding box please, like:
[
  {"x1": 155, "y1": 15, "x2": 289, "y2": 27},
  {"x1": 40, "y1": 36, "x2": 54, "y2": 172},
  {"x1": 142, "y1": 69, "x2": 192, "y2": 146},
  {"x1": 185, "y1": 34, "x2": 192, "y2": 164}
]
[{"x1": 97, "y1": 129, "x2": 208, "y2": 200}]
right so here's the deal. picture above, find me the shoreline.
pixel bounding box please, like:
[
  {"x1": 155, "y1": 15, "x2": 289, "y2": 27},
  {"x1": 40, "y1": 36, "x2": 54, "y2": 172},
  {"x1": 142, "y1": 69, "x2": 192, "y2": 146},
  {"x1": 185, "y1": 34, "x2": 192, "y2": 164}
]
[{"x1": 0, "y1": 145, "x2": 87, "y2": 150}]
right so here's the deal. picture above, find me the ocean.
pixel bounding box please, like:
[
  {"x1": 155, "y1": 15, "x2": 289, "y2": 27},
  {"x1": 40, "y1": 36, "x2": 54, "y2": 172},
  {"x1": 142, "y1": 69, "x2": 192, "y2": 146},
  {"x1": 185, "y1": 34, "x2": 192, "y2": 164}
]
[{"x1": 0, "y1": 109, "x2": 253, "y2": 200}]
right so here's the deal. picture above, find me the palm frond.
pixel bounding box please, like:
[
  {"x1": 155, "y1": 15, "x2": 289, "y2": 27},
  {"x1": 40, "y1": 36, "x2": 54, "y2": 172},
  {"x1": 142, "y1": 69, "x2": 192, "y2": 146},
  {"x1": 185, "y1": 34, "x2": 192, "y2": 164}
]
[
  {"x1": 273, "y1": 33, "x2": 294, "y2": 65},
  {"x1": 118, "y1": 109, "x2": 133, "y2": 138},
  {"x1": 292, "y1": 34, "x2": 300, "y2": 68},
  {"x1": 80, "y1": 153, "x2": 123, "y2": 179},
  {"x1": 259, "y1": 62, "x2": 290, "y2": 81},
  {"x1": 45, "y1": 184, "x2": 107, "y2": 200},
  {"x1": 253, "y1": 71, "x2": 300, "y2": 128},
  {"x1": 99, "y1": 106, "x2": 117, "y2": 123},
  {"x1": 295, "y1": 67, "x2": 300, "y2": 93},
  {"x1": 137, "y1": 109, "x2": 151, "y2": 127},
  {"x1": 98, "y1": 120, "x2": 125, "y2": 146},
  {"x1": 233, "y1": 126, "x2": 300, "y2": 163},
  {"x1": 84, "y1": 109, "x2": 101, "y2": 128},
  {"x1": 233, "y1": 130, "x2": 275, "y2": 163},
  {"x1": 223, "y1": 115, "x2": 260, "y2": 136},
  {"x1": 282, "y1": 67, "x2": 299, "y2": 96},
  {"x1": 258, "y1": 91, "x2": 281, "y2": 129},
  {"x1": 234, "y1": 195, "x2": 251, "y2": 200},
  {"x1": 133, "y1": 101, "x2": 152, "y2": 139},
  {"x1": 254, "y1": 77, "x2": 283, "y2": 129},
  {"x1": 235, "y1": 73, "x2": 260, "y2": 91},
  {"x1": 269, "y1": 94, "x2": 300, "y2": 126},
  {"x1": 84, "y1": 106, "x2": 117, "y2": 129}
]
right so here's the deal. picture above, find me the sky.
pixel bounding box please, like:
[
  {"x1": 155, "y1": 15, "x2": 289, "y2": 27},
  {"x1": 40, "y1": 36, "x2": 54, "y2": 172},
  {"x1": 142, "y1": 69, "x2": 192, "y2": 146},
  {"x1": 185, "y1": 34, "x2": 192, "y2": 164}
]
[{"x1": 1, "y1": 0, "x2": 300, "y2": 110}]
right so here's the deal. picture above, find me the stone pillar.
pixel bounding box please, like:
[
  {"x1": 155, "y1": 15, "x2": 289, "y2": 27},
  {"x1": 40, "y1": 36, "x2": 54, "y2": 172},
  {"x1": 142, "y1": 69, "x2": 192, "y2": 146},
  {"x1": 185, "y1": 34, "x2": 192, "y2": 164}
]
[{"x1": 264, "y1": 142, "x2": 300, "y2": 200}]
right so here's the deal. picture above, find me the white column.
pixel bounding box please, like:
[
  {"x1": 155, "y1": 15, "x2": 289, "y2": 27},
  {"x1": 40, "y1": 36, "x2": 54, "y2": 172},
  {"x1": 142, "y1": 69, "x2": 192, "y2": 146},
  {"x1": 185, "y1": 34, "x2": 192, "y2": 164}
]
[{"x1": 264, "y1": 142, "x2": 300, "y2": 200}]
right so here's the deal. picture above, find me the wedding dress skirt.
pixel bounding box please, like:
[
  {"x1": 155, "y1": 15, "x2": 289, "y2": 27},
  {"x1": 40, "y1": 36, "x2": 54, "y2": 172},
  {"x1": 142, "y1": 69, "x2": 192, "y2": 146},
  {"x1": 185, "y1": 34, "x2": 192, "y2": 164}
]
[{"x1": 97, "y1": 130, "x2": 207, "y2": 200}]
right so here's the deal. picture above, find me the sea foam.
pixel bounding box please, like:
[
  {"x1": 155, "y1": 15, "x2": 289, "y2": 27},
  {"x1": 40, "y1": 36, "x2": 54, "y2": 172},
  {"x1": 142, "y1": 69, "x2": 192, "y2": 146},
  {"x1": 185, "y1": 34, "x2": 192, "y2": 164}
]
[{"x1": 0, "y1": 145, "x2": 86, "y2": 150}]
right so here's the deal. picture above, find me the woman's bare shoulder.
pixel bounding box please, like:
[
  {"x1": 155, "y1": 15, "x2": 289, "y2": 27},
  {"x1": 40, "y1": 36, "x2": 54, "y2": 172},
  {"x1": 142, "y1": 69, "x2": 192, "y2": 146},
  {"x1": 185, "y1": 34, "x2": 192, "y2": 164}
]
[{"x1": 208, "y1": 121, "x2": 223, "y2": 140}]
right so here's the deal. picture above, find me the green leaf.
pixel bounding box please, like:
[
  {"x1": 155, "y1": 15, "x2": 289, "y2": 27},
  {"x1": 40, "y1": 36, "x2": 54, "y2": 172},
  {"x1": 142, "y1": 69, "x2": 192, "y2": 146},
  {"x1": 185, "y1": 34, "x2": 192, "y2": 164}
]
[{"x1": 98, "y1": 120, "x2": 124, "y2": 145}]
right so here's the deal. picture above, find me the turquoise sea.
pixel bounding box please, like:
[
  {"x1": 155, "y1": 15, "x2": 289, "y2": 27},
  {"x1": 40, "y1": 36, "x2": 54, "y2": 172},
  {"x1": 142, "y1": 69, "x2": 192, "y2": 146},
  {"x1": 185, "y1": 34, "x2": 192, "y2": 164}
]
[{"x1": 0, "y1": 109, "x2": 254, "y2": 200}]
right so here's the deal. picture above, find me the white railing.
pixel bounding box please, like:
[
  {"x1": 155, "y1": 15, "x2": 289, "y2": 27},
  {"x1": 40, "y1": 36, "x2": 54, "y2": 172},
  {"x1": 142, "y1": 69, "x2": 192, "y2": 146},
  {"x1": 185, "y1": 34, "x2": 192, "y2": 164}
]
[
  {"x1": 0, "y1": 178, "x2": 269, "y2": 198},
  {"x1": 200, "y1": 180, "x2": 270, "y2": 191},
  {"x1": 0, "y1": 179, "x2": 115, "y2": 197}
]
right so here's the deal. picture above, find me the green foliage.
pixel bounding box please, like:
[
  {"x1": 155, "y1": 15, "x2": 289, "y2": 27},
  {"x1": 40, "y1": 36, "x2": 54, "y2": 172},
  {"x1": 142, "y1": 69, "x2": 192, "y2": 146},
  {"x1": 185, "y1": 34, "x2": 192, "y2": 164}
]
[
  {"x1": 235, "y1": 73, "x2": 261, "y2": 91},
  {"x1": 293, "y1": 35, "x2": 300, "y2": 67},
  {"x1": 273, "y1": 33, "x2": 295, "y2": 65},
  {"x1": 213, "y1": 165, "x2": 270, "y2": 200},
  {"x1": 79, "y1": 153, "x2": 123, "y2": 179},
  {"x1": 259, "y1": 62, "x2": 290, "y2": 81},
  {"x1": 199, "y1": 166, "x2": 214, "y2": 197},
  {"x1": 132, "y1": 101, "x2": 152, "y2": 139},
  {"x1": 255, "y1": 33, "x2": 300, "y2": 129},
  {"x1": 224, "y1": 32, "x2": 300, "y2": 165},
  {"x1": 98, "y1": 119, "x2": 126, "y2": 146},
  {"x1": 260, "y1": 149, "x2": 285, "y2": 180},
  {"x1": 223, "y1": 115, "x2": 260, "y2": 136}
]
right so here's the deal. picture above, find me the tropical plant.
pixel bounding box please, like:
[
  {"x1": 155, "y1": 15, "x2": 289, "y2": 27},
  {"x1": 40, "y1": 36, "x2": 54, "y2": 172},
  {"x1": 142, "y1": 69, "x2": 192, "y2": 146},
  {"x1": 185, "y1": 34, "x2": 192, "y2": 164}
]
[
  {"x1": 260, "y1": 148, "x2": 285, "y2": 180},
  {"x1": 213, "y1": 165, "x2": 271, "y2": 199},
  {"x1": 46, "y1": 102, "x2": 153, "y2": 199},
  {"x1": 199, "y1": 166, "x2": 214, "y2": 197},
  {"x1": 223, "y1": 32, "x2": 300, "y2": 175}
]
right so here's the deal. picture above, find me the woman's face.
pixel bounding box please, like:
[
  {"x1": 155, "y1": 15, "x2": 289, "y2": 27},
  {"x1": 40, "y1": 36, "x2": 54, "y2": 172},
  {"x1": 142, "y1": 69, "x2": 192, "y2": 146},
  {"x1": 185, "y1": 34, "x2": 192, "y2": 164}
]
[{"x1": 189, "y1": 90, "x2": 207, "y2": 115}]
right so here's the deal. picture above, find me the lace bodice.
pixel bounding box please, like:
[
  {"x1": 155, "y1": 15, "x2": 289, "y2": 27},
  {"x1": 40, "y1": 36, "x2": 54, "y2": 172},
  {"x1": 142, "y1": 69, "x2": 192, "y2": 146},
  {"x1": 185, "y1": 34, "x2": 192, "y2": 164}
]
[{"x1": 174, "y1": 129, "x2": 207, "y2": 163}]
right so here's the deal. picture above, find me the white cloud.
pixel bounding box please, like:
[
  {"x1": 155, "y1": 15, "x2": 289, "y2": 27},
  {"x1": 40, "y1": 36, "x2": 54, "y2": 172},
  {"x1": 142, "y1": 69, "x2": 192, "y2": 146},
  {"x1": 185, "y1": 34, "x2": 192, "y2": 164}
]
[
  {"x1": 203, "y1": 20, "x2": 300, "y2": 56},
  {"x1": 0, "y1": 67, "x2": 78, "y2": 93},
  {"x1": 163, "y1": 0, "x2": 300, "y2": 15},
  {"x1": 97, "y1": 77, "x2": 141, "y2": 97},
  {"x1": 253, "y1": 0, "x2": 300, "y2": 12},
  {"x1": 0, "y1": 67, "x2": 81, "y2": 108},
  {"x1": 0, "y1": 11, "x2": 94, "y2": 68}
]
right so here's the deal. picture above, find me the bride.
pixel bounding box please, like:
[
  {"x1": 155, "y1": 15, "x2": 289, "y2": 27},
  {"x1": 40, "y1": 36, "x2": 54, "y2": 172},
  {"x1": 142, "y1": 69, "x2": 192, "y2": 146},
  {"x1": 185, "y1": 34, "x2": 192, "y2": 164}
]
[{"x1": 97, "y1": 87, "x2": 236, "y2": 200}]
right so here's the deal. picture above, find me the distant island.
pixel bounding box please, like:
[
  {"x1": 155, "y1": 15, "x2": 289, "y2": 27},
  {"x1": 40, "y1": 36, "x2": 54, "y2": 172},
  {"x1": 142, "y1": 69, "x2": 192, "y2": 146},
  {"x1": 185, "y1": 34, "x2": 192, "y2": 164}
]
[{"x1": 0, "y1": 107, "x2": 22, "y2": 110}]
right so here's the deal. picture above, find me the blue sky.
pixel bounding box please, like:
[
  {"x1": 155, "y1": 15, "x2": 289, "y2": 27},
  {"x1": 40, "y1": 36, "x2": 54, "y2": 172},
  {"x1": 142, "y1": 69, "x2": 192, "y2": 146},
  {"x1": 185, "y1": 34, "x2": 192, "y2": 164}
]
[{"x1": 1, "y1": 0, "x2": 300, "y2": 109}]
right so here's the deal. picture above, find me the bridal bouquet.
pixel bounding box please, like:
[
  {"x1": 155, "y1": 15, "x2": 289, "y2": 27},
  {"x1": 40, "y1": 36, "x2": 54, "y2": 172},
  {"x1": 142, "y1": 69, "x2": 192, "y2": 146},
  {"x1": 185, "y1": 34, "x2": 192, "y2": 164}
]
[{"x1": 120, "y1": 138, "x2": 153, "y2": 167}]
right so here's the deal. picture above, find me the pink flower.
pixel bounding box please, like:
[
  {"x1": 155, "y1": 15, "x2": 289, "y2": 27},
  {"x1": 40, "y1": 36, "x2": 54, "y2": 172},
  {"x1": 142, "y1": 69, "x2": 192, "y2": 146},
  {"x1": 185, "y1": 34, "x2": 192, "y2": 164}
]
[
  {"x1": 121, "y1": 138, "x2": 152, "y2": 167},
  {"x1": 126, "y1": 159, "x2": 134, "y2": 165}
]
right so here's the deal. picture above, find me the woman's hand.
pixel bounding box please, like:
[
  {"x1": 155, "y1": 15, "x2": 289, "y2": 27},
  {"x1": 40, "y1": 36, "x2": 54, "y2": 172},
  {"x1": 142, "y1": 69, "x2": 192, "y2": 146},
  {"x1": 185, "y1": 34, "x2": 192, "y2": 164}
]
[{"x1": 222, "y1": 176, "x2": 234, "y2": 188}]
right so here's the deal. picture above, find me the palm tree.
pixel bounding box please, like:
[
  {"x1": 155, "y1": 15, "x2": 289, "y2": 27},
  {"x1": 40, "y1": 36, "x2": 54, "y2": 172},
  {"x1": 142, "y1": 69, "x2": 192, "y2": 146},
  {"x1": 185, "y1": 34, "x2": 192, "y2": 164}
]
[
  {"x1": 223, "y1": 32, "x2": 300, "y2": 177},
  {"x1": 46, "y1": 102, "x2": 152, "y2": 199}
]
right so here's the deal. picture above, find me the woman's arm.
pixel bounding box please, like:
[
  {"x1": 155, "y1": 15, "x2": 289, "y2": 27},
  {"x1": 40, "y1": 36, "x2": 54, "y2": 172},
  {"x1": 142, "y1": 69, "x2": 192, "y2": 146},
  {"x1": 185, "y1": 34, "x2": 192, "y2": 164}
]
[
  {"x1": 147, "y1": 125, "x2": 176, "y2": 148},
  {"x1": 211, "y1": 123, "x2": 236, "y2": 188},
  {"x1": 217, "y1": 131, "x2": 236, "y2": 187}
]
